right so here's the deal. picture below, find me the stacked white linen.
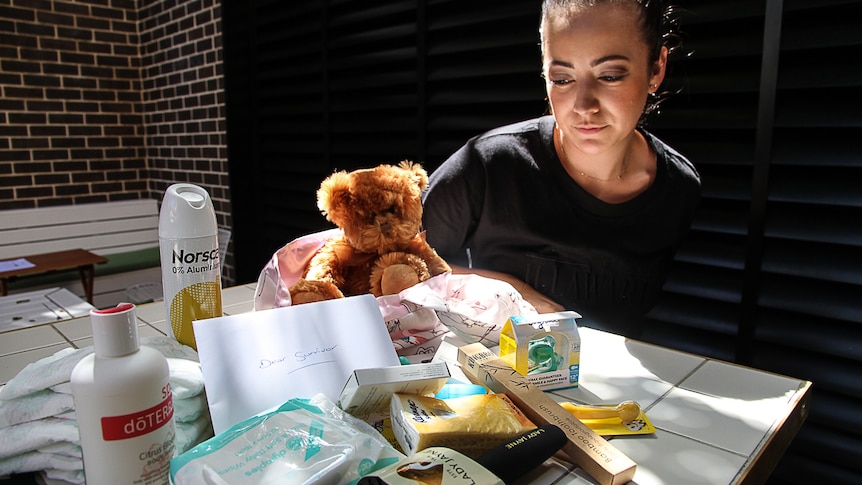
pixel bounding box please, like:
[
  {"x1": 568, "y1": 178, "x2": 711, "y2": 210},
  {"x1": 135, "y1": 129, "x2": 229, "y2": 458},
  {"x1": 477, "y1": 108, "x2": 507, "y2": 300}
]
[{"x1": 0, "y1": 336, "x2": 214, "y2": 484}]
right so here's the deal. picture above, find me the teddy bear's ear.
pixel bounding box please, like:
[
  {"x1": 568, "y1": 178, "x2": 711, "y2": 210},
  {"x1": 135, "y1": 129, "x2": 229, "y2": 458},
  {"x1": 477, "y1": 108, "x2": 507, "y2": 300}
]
[
  {"x1": 399, "y1": 160, "x2": 428, "y2": 191},
  {"x1": 317, "y1": 171, "x2": 351, "y2": 223}
]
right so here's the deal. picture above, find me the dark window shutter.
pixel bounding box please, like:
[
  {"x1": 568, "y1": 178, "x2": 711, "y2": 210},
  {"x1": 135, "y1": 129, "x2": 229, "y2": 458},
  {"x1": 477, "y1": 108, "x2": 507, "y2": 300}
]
[
  {"x1": 327, "y1": 0, "x2": 421, "y2": 168},
  {"x1": 643, "y1": 0, "x2": 769, "y2": 361},
  {"x1": 757, "y1": 1, "x2": 862, "y2": 481},
  {"x1": 646, "y1": 1, "x2": 862, "y2": 482},
  {"x1": 424, "y1": 0, "x2": 547, "y2": 165},
  {"x1": 223, "y1": 1, "x2": 329, "y2": 264}
]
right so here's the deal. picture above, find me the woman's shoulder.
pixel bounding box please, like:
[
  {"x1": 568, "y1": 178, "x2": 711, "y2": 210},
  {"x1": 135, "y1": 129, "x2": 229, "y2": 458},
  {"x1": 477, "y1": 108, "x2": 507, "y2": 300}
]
[
  {"x1": 643, "y1": 130, "x2": 700, "y2": 185},
  {"x1": 459, "y1": 116, "x2": 556, "y2": 166},
  {"x1": 470, "y1": 116, "x2": 553, "y2": 147},
  {"x1": 480, "y1": 115, "x2": 550, "y2": 137},
  {"x1": 432, "y1": 116, "x2": 556, "y2": 183}
]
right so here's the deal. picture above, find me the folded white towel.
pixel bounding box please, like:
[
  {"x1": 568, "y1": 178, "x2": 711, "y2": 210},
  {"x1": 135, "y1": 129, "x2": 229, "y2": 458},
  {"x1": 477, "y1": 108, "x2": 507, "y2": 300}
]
[
  {"x1": 176, "y1": 412, "x2": 214, "y2": 453},
  {"x1": 53, "y1": 410, "x2": 75, "y2": 421},
  {"x1": 38, "y1": 442, "x2": 80, "y2": 459},
  {"x1": 0, "y1": 390, "x2": 74, "y2": 428},
  {"x1": 42, "y1": 388, "x2": 205, "y2": 425},
  {"x1": 0, "y1": 405, "x2": 213, "y2": 482},
  {"x1": 1, "y1": 340, "x2": 207, "y2": 432},
  {"x1": 0, "y1": 418, "x2": 79, "y2": 460},
  {"x1": 42, "y1": 468, "x2": 85, "y2": 485},
  {"x1": 0, "y1": 336, "x2": 213, "y2": 482},
  {"x1": 49, "y1": 382, "x2": 72, "y2": 394},
  {"x1": 166, "y1": 357, "x2": 206, "y2": 399},
  {"x1": 0, "y1": 448, "x2": 81, "y2": 476},
  {"x1": 0, "y1": 337, "x2": 200, "y2": 401},
  {"x1": 175, "y1": 392, "x2": 208, "y2": 424},
  {"x1": 0, "y1": 348, "x2": 85, "y2": 401}
]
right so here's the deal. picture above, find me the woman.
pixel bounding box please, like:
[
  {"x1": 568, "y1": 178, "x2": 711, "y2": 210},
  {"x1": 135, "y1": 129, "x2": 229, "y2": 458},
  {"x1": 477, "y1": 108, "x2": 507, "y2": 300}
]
[{"x1": 421, "y1": 0, "x2": 701, "y2": 337}]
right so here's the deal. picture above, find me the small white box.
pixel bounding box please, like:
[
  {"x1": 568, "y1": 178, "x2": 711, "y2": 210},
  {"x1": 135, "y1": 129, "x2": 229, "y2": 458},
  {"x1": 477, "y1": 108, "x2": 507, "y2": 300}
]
[{"x1": 337, "y1": 361, "x2": 451, "y2": 418}]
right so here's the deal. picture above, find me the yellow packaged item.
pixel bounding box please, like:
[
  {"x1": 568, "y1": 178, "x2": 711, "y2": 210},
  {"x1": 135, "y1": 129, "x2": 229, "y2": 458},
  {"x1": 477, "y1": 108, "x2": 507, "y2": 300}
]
[
  {"x1": 560, "y1": 401, "x2": 656, "y2": 436},
  {"x1": 390, "y1": 393, "x2": 535, "y2": 458}
]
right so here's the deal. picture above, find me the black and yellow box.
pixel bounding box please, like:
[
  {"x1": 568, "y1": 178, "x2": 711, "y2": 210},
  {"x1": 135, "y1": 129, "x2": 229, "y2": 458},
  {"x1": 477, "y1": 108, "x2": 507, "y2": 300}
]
[{"x1": 498, "y1": 311, "x2": 581, "y2": 390}]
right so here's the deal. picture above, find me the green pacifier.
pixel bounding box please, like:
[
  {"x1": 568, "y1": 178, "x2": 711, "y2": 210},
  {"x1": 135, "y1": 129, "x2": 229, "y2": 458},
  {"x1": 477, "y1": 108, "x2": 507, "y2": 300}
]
[{"x1": 528, "y1": 335, "x2": 559, "y2": 374}]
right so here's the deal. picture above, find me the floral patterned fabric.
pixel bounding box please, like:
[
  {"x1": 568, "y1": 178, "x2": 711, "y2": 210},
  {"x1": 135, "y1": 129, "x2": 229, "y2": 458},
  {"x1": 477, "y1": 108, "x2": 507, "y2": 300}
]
[{"x1": 255, "y1": 230, "x2": 537, "y2": 356}]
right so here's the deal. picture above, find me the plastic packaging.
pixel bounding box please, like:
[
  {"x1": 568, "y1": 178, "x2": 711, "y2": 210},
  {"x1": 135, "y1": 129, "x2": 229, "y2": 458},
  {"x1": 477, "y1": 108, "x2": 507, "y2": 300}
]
[
  {"x1": 434, "y1": 379, "x2": 488, "y2": 400},
  {"x1": 389, "y1": 393, "x2": 534, "y2": 458},
  {"x1": 170, "y1": 394, "x2": 404, "y2": 485},
  {"x1": 499, "y1": 311, "x2": 581, "y2": 390},
  {"x1": 359, "y1": 424, "x2": 567, "y2": 484},
  {"x1": 159, "y1": 183, "x2": 223, "y2": 349},
  {"x1": 70, "y1": 303, "x2": 176, "y2": 485}
]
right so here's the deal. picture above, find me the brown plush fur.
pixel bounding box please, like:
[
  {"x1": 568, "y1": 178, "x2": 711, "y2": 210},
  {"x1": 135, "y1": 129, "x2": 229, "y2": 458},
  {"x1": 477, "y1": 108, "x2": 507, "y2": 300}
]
[{"x1": 288, "y1": 161, "x2": 451, "y2": 305}]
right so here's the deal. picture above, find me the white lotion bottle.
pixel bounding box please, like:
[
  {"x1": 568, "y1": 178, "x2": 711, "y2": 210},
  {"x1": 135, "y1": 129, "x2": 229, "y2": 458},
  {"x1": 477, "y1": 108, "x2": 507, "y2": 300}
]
[
  {"x1": 71, "y1": 303, "x2": 176, "y2": 485},
  {"x1": 159, "y1": 183, "x2": 223, "y2": 350}
]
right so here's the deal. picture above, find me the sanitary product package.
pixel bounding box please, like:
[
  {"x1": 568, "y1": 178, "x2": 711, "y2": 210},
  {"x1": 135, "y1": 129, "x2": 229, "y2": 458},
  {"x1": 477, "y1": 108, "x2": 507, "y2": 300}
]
[
  {"x1": 389, "y1": 393, "x2": 535, "y2": 459},
  {"x1": 170, "y1": 394, "x2": 404, "y2": 485}
]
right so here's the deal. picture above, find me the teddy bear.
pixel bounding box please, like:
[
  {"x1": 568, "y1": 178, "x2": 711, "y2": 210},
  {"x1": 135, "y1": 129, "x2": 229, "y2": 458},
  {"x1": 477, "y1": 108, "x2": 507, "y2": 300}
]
[{"x1": 288, "y1": 161, "x2": 451, "y2": 305}]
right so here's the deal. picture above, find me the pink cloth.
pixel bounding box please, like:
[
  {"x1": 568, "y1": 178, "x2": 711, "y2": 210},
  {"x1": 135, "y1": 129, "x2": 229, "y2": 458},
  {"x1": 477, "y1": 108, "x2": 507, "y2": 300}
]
[
  {"x1": 254, "y1": 228, "x2": 342, "y2": 310},
  {"x1": 254, "y1": 230, "x2": 536, "y2": 356}
]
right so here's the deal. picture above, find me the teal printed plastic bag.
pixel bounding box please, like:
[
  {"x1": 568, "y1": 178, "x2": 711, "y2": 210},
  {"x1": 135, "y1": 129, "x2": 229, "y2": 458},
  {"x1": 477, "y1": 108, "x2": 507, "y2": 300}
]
[{"x1": 170, "y1": 394, "x2": 404, "y2": 485}]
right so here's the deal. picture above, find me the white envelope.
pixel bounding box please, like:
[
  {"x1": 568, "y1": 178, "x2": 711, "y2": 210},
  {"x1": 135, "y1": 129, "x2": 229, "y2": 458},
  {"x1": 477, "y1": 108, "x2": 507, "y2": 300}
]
[{"x1": 193, "y1": 294, "x2": 401, "y2": 434}]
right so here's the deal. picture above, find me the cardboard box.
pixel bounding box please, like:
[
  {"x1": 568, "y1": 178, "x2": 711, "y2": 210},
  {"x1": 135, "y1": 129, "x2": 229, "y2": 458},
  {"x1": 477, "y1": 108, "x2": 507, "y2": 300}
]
[
  {"x1": 362, "y1": 412, "x2": 403, "y2": 454},
  {"x1": 457, "y1": 343, "x2": 636, "y2": 485},
  {"x1": 499, "y1": 311, "x2": 581, "y2": 390},
  {"x1": 337, "y1": 361, "x2": 451, "y2": 418}
]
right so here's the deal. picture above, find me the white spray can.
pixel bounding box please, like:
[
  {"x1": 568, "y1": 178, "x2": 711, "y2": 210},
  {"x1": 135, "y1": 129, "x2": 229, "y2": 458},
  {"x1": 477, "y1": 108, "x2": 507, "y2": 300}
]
[
  {"x1": 158, "y1": 183, "x2": 222, "y2": 349},
  {"x1": 71, "y1": 303, "x2": 176, "y2": 485}
]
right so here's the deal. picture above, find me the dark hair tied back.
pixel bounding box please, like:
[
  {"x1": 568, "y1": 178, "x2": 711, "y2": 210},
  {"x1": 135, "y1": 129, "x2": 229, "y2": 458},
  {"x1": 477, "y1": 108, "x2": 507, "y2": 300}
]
[
  {"x1": 640, "y1": 0, "x2": 682, "y2": 62},
  {"x1": 639, "y1": 0, "x2": 685, "y2": 124}
]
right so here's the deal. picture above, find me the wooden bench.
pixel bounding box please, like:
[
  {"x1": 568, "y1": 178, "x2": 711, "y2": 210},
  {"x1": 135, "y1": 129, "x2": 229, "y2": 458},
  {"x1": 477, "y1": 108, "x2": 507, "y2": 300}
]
[
  {"x1": 0, "y1": 200, "x2": 161, "y2": 309},
  {"x1": 0, "y1": 249, "x2": 108, "y2": 304}
]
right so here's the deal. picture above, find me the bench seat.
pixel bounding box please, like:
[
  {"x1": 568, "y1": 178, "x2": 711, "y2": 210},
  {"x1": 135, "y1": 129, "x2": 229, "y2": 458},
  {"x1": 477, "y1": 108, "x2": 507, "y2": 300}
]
[
  {"x1": 4, "y1": 246, "x2": 160, "y2": 291},
  {"x1": 0, "y1": 200, "x2": 162, "y2": 308}
]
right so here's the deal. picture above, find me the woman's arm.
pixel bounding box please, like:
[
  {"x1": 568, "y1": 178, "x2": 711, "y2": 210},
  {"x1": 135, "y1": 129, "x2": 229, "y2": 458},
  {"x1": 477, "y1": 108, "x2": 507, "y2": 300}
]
[{"x1": 448, "y1": 264, "x2": 566, "y2": 314}]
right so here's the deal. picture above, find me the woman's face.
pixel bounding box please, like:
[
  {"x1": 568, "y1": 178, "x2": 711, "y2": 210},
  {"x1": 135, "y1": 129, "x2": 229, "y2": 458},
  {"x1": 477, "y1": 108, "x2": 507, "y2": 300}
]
[{"x1": 542, "y1": 3, "x2": 666, "y2": 156}]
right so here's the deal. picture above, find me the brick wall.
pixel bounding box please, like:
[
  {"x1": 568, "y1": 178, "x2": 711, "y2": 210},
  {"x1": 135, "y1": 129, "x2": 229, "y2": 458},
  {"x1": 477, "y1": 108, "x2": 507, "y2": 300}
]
[
  {"x1": 138, "y1": 0, "x2": 232, "y2": 282},
  {"x1": 0, "y1": 0, "x2": 144, "y2": 207},
  {"x1": 0, "y1": 0, "x2": 234, "y2": 283}
]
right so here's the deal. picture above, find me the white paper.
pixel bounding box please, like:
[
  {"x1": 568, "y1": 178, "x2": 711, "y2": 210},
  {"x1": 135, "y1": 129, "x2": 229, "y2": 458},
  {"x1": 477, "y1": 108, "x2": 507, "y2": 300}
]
[
  {"x1": 0, "y1": 258, "x2": 35, "y2": 273},
  {"x1": 192, "y1": 294, "x2": 401, "y2": 434}
]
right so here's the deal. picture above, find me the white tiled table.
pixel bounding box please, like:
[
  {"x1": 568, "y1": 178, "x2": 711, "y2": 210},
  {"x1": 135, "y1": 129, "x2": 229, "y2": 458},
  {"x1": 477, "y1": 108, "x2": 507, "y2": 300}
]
[
  {"x1": 0, "y1": 288, "x2": 94, "y2": 333},
  {"x1": 0, "y1": 283, "x2": 810, "y2": 485},
  {"x1": 497, "y1": 330, "x2": 809, "y2": 485},
  {"x1": 0, "y1": 283, "x2": 257, "y2": 386}
]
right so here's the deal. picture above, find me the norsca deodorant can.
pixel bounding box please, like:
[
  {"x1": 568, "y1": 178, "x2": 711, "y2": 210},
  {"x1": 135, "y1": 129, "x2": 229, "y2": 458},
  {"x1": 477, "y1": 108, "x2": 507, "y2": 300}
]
[{"x1": 159, "y1": 183, "x2": 223, "y2": 349}]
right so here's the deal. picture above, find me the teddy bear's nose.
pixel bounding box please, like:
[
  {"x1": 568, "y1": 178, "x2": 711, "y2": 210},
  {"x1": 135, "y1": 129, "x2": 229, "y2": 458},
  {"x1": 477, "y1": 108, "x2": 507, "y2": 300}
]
[{"x1": 379, "y1": 220, "x2": 393, "y2": 234}]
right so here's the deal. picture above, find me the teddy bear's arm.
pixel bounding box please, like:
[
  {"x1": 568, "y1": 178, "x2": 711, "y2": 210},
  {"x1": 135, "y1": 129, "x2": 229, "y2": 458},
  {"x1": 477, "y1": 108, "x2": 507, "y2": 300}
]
[
  {"x1": 406, "y1": 232, "x2": 452, "y2": 276},
  {"x1": 305, "y1": 237, "x2": 357, "y2": 284},
  {"x1": 289, "y1": 237, "x2": 359, "y2": 304}
]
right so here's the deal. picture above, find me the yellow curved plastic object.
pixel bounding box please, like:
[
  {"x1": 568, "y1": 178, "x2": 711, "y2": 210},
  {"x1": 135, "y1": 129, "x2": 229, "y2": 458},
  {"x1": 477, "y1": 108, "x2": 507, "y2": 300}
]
[
  {"x1": 560, "y1": 400, "x2": 641, "y2": 423},
  {"x1": 169, "y1": 281, "x2": 222, "y2": 349}
]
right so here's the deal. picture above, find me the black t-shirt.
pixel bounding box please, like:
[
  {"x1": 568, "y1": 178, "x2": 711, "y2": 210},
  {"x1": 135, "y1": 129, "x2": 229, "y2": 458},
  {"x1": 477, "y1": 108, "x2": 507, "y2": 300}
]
[{"x1": 422, "y1": 116, "x2": 701, "y2": 335}]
